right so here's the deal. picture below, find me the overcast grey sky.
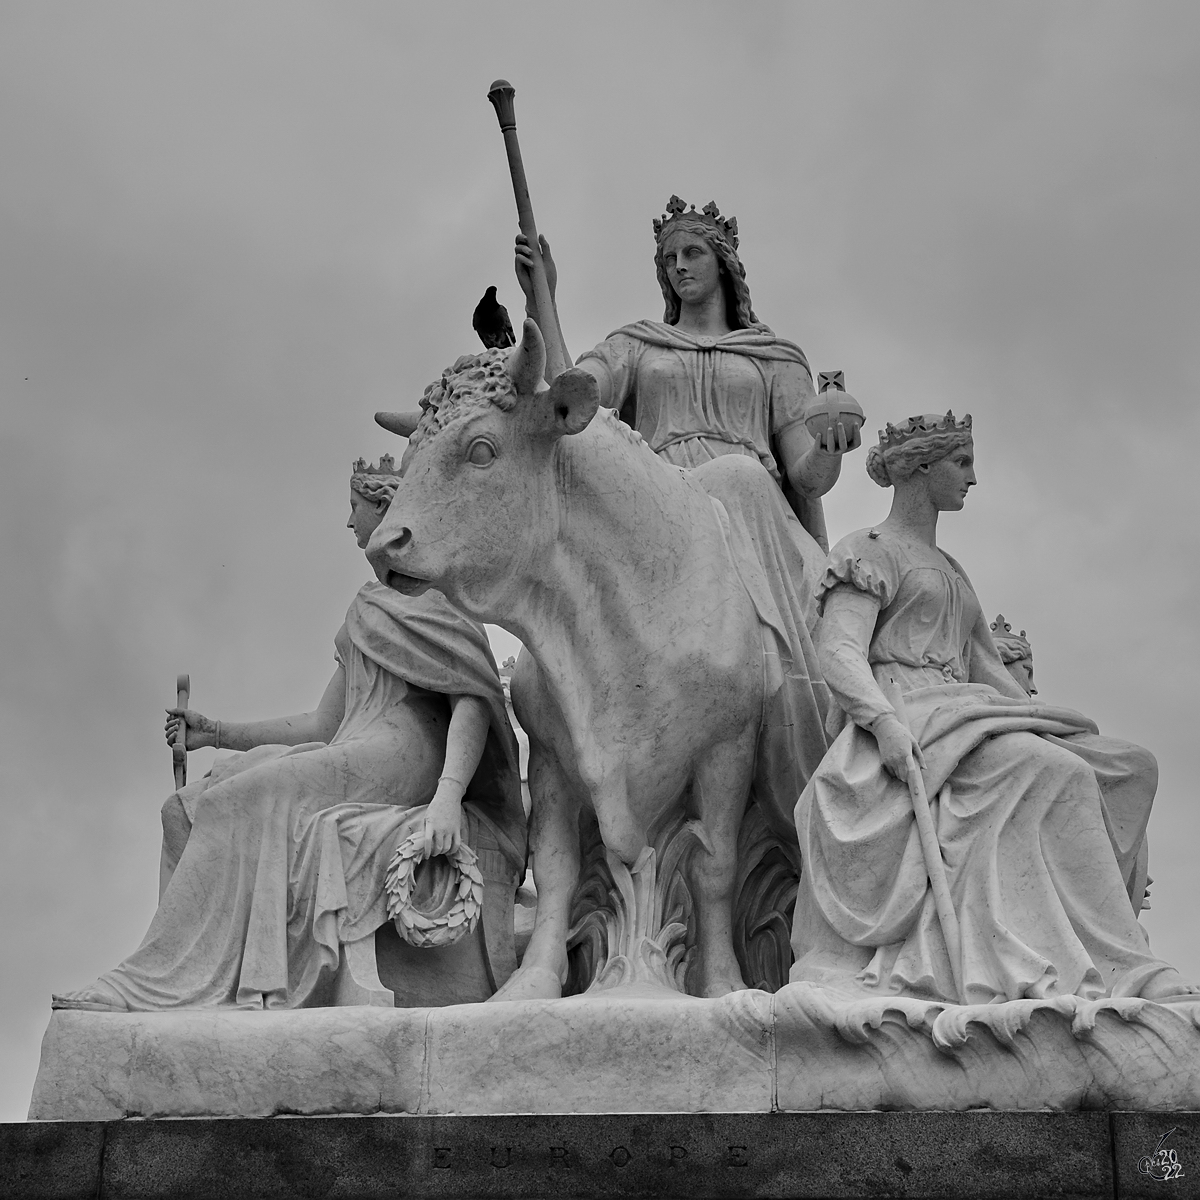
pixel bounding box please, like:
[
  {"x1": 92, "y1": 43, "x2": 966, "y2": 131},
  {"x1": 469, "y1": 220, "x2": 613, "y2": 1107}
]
[{"x1": 2, "y1": 2, "x2": 1198, "y2": 1121}]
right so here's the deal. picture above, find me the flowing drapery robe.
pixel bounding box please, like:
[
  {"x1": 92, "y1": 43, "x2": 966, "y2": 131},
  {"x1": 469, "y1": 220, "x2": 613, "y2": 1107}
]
[
  {"x1": 791, "y1": 529, "x2": 1169, "y2": 1004},
  {"x1": 577, "y1": 321, "x2": 835, "y2": 839},
  {"x1": 577, "y1": 320, "x2": 828, "y2": 559},
  {"x1": 98, "y1": 581, "x2": 525, "y2": 1010}
]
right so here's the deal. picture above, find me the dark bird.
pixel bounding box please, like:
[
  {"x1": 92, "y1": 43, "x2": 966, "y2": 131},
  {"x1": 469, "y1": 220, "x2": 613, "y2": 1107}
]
[{"x1": 472, "y1": 286, "x2": 515, "y2": 349}]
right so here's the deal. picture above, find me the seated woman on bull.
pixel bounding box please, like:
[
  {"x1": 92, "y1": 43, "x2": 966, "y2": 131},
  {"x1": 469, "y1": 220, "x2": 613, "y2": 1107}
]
[
  {"x1": 515, "y1": 196, "x2": 859, "y2": 627},
  {"x1": 52, "y1": 456, "x2": 525, "y2": 1012},
  {"x1": 790, "y1": 413, "x2": 1197, "y2": 1004},
  {"x1": 508, "y1": 202, "x2": 855, "y2": 936}
]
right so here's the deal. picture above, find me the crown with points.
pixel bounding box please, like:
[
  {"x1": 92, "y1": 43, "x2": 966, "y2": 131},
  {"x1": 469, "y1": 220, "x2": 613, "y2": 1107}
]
[
  {"x1": 350, "y1": 453, "x2": 399, "y2": 478},
  {"x1": 877, "y1": 410, "x2": 972, "y2": 449},
  {"x1": 653, "y1": 195, "x2": 739, "y2": 250},
  {"x1": 990, "y1": 613, "x2": 1031, "y2": 654}
]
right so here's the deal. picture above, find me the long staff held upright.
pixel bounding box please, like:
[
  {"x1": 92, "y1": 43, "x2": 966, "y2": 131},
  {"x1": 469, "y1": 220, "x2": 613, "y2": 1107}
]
[
  {"x1": 487, "y1": 79, "x2": 569, "y2": 381},
  {"x1": 172, "y1": 673, "x2": 190, "y2": 790},
  {"x1": 880, "y1": 675, "x2": 964, "y2": 1003}
]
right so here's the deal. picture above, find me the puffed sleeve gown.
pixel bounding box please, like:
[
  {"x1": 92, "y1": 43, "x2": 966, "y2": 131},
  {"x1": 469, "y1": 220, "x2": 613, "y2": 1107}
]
[
  {"x1": 790, "y1": 529, "x2": 1173, "y2": 1004},
  {"x1": 89, "y1": 582, "x2": 525, "y2": 1011}
]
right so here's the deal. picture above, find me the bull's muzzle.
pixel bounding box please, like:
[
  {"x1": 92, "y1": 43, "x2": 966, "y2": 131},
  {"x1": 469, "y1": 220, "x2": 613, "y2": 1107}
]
[{"x1": 366, "y1": 526, "x2": 430, "y2": 596}]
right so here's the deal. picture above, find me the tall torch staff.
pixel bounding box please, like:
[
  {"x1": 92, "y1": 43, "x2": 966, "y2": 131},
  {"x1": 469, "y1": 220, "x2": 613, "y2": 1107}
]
[{"x1": 487, "y1": 79, "x2": 569, "y2": 381}]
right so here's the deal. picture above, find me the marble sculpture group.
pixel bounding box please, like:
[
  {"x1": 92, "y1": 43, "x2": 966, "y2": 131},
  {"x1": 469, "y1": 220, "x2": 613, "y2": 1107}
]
[{"x1": 32, "y1": 82, "x2": 1200, "y2": 1120}]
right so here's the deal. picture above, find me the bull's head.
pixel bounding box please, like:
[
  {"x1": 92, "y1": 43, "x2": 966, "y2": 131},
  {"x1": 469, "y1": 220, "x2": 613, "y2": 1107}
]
[{"x1": 366, "y1": 319, "x2": 599, "y2": 618}]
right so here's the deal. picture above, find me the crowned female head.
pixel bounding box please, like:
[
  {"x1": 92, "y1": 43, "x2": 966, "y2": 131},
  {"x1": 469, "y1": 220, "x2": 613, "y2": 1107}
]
[
  {"x1": 865, "y1": 412, "x2": 975, "y2": 510},
  {"x1": 652, "y1": 196, "x2": 758, "y2": 330},
  {"x1": 348, "y1": 455, "x2": 401, "y2": 549}
]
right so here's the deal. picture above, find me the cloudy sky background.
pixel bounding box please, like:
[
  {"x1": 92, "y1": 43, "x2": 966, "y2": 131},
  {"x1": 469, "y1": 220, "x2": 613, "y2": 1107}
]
[{"x1": 2, "y1": 2, "x2": 1198, "y2": 1121}]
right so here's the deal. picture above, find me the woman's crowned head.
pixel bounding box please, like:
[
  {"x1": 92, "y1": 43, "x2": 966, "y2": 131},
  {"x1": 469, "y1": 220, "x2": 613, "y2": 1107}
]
[
  {"x1": 348, "y1": 455, "x2": 403, "y2": 549},
  {"x1": 865, "y1": 412, "x2": 974, "y2": 488},
  {"x1": 350, "y1": 454, "x2": 401, "y2": 506},
  {"x1": 652, "y1": 195, "x2": 758, "y2": 329}
]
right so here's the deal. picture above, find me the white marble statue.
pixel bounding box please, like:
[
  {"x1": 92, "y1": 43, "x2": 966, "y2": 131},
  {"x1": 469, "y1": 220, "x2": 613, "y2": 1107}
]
[
  {"x1": 789, "y1": 413, "x2": 1197, "y2": 1004},
  {"x1": 991, "y1": 613, "x2": 1154, "y2": 914},
  {"x1": 369, "y1": 320, "x2": 836, "y2": 1000},
  {"x1": 506, "y1": 197, "x2": 864, "y2": 991},
  {"x1": 515, "y1": 196, "x2": 860, "y2": 612},
  {"x1": 50, "y1": 457, "x2": 525, "y2": 1012}
]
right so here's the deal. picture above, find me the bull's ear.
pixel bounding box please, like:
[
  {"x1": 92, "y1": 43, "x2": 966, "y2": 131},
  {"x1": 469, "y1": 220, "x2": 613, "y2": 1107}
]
[
  {"x1": 507, "y1": 319, "x2": 546, "y2": 396},
  {"x1": 375, "y1": 411, "x2": 421, "y2": 438},
  {"x1": 544, "y1": 368, "x2": 599, "y2": 437}
]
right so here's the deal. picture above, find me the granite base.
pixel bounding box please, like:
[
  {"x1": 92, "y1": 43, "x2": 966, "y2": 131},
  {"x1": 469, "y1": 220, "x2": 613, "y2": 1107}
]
[{"x1": 5, "y1": 1111, "x2": 1200, "y2": 1199}]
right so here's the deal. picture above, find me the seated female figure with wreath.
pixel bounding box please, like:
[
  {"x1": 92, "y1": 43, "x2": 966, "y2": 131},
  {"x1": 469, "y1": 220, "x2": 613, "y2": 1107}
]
[{"x1": 52, "y1": 456, "x2": 526, "y2": 1012}]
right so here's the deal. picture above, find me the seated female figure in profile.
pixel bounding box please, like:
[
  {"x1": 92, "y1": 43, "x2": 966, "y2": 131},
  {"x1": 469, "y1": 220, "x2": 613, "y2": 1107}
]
[
  {"x1": 53, "y1": 456, "x2": 525, "y2": 1012},
  {"x1": 791, "y1": 414, "x2": 1196, "y2": 1004}
]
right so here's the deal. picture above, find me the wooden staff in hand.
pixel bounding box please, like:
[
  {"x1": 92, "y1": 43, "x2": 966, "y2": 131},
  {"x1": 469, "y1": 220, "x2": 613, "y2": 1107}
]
[
  {"x1": 880, "y1": 674, "x2": 964, "y2": 1003},
  {"x1": 487, "y1": 79, "x2": 569, "y2": 381},
  {"x1": 171, "y1": 674, "x2": 189, "y2": 789}
]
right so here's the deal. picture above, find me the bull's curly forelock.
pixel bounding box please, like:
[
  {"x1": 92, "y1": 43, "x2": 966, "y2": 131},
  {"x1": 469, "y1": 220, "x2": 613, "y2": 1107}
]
[{"x1": 414, "y1": 349, "x2": 518, "y2": 444}]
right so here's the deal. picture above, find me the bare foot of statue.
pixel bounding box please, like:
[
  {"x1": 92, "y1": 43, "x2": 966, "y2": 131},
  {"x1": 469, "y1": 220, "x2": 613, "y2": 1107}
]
[
  {"x1": 1141, "y1": 968, "x2": 1200, "y2": 1003},
  {"x1": 51, "y1": 979, "x2": 129, "y2": 1012},
  {"x1": 488, "y1": 964, "x2": 564, "y2": 1003}
]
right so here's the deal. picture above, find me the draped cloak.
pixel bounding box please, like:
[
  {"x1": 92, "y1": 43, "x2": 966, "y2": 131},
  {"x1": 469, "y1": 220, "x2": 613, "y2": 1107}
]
[
  {"x1": 96, "y1": 581, "x2": 525, "y2": 1010},
  {"x1": 577, "y1": 321, "x2": 829, "y2": 553},
  {"x1": 578, "y1": 321, "x2": 836, "y2": 840}
]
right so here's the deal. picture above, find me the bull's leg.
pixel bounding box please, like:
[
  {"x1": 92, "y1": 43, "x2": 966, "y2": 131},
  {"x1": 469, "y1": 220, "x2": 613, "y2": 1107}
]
[
  {"x1": 687, "y1": 723, "x2": 758, "y2": 998},
  {"x1": 489, "y1": 747, "x2": 580, "y2": 1002}
]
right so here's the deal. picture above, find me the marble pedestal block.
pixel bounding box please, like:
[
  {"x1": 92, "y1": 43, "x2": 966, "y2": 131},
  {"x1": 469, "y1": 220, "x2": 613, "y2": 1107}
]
[{"x1": 29, "y1": 984, "x2": 1200, "y2": 1121}]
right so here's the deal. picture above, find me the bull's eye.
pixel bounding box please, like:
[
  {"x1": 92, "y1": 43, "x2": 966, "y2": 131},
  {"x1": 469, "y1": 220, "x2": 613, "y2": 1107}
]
[{"x1": 466, "y1": 439, "x2": 496, "y2": 467}]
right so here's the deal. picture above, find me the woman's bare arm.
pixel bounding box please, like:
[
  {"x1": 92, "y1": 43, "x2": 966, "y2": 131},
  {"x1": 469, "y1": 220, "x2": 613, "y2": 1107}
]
[
  {"x1": 422, "y1": 694, "x2": 491, "y2": 857},
  {"x1": 777, "y1": 420, "x2": 845, "y2": 498},
  {"x1": 818, "y1": 587, "x2": 892, "y2": 727},
  {"x1": 165, "y1": 666, "x2": 347, "y2": 753},
  {"x1": 819, "y1": 586, "x2": 924, "y2": 780},
  {"x1": 514, "y1": 233, "x2": 573, "y2": 374}
]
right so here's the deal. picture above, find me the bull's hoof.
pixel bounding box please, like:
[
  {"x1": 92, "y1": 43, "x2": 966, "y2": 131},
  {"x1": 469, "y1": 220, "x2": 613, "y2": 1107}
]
[
  {"x1": 488, "y1": 965, "x2": 563, "y2": 1003},
  {"x1": 691, "y1": 963, "x2": 750, "y2": 999}
]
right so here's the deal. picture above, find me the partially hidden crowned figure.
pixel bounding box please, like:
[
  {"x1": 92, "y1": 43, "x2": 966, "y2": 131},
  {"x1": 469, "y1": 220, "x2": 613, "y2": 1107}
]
[
  {"x1": 52, "y1": 456, "x2": 526, "y2": 1012},
  {"x1": 789, "y1": 413, "x2": 1197, "y2": 1004},
  {"x1": 990, "y1": 613, "x2": 1154, "y2": 915}
]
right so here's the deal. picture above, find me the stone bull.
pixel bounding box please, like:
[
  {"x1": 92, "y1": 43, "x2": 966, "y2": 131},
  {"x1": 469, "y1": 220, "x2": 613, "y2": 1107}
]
[{"x1": 368, "y1": 320, "x2": 829, "y2": 999}]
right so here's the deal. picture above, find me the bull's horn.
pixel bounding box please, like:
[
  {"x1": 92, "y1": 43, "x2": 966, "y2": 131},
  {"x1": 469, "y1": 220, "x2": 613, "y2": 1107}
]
[
  {"x1": 507, "y1": 318, "x2": 547, "y2": 396},
  {"x1": 375, "y1": 411, "x2": 421, "y2": 438}
]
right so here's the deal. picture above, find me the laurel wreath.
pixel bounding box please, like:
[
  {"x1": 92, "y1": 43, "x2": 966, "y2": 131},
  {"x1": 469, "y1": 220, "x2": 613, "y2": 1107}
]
[{"x1": 384, "y1": 832, "x2": 484, "y2": 949}]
